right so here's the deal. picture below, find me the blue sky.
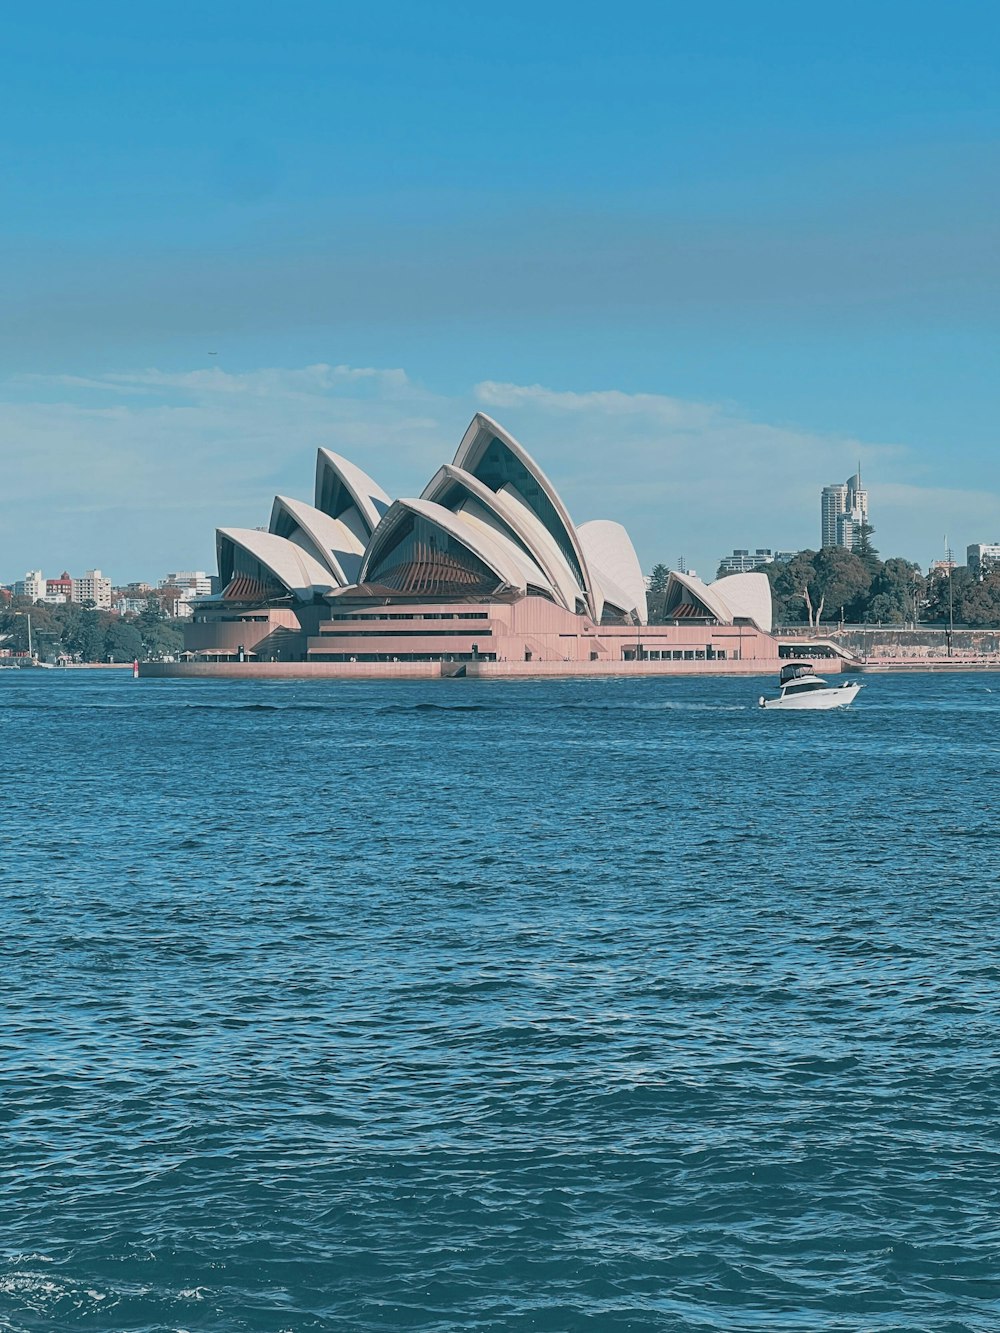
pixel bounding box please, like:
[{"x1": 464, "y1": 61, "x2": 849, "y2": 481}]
[{"x1": 2, "y1": 1, "x2": 998, "y2": 580}]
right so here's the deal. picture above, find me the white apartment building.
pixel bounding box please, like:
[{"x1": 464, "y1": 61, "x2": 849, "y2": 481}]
[
  {"x1": 13, "y1": 570, "x2": 46, "y2": 601},
  {"x1": 160, "y1": 571, "x2": 212, "y2": 596},
  {"x1": 72, "y1": 569, "x2": 112, "y2": 608},
  {"x1": 821, "y1": 470, "x2": 869, "y2": 550},
  {"x1": 967, "y1": 544, "x2": 1000, "y2": 579},
  {"x1": 717, "y1": 548, "x2": 775, "y2": 575}
]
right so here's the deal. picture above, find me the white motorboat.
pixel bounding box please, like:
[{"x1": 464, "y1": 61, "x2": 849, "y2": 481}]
[{"x1": 759, "y1": 662, "x2": 863, "y2": 710}]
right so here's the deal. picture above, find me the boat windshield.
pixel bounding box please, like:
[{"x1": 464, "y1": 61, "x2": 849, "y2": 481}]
[
  {"x1": 779, "y1": 663, "x2": 818, "y2": 684},
  {"x1": 783, "y1": 678, "x2": 829, "y2": 692}
]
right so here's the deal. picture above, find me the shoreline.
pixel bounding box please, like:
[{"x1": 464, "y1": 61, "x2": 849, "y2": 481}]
[{"x1": 138, "y1": 657, "x2": 1000, "y2": 681}]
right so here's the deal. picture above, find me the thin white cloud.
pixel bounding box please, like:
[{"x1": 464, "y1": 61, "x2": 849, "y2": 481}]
[
  {"x1": 477, "y1": 380, "x2": 718, "y2": 428},
  {"x1": 23, "y1": 363, "x2": 413, "y2": 398},
  {"x1": 0, "y1": 364, "x2": 990, "y2": 581},
  {"x1": 473, "y1": 378, "x2": 980, "y2": 570},
  {"x1": 0, "y1": 364, "x2": 448, "y2": 579}
]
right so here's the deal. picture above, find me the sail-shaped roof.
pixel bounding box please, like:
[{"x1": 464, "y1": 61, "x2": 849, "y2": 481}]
[
  {"x1": 357, "y1": 498, "x2": 530, "y2": 598},
  {"x1": 269, "y1": 495, "x2": 366, "y2": 585},
  {"x1": 660, "y1": 569, "x2": 771, "y2": 630},
  {"x1": 578, "y1": 520, "x2": 648, "y2": 624},
  {"x1": 314, "y1": 449, "x2": 390, "y2": 543},
  {"x1": 421, "y1": 464, "x2": 579, "y2": 609},
  {"x1": 709, "y1": 572, "x2": 772, "y2": 632},
  {"x1": 216, "y1": 528, "x2": 338, "y2": 602},
  {"x1": 452, "y1": 413, "x2": 600, "y2": 619}
]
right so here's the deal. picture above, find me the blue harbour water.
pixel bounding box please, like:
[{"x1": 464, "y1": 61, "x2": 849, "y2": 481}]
[{"x1": 2, "y1": 669, "x2": 1000, "y2": 1333}]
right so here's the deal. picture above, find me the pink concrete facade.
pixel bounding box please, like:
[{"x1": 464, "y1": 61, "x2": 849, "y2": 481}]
[
  {"x1": 141, "y1": 656, "x2": 842, "y2": 680},
  {"x1": 175, "y1": 593, "x2": 850, "y2": 678},
  {"x1": 307, "y1": 595, "x2": 780, "y2": 666},
  {"x1": 183, "y1": 606, "x2": 303, "y2": 658}
]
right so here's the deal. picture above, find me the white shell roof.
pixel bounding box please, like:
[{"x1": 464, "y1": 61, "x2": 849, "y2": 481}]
[
  {"x1": 358, "y1": 498, "x2": 531, "y2": 594},
  {"x1": 217, "y1": 527, "x2": 337, "y2": 602},
  {"x1": 578, "y1": 519, "x2": 648, "y2": 624},
  {"x1": 269, "y1": 495, "x2": 366, "y2": 585},
  {"x1": 421, "y1": 464, "x2": 578, "y2": 611},
  {"x1": 453, "y1": 413, "x2": 600, "y2": 619},
  {"x1": 451, "y1": 500, "x2": 552, "y2": 593},
  {"x1": 207, "y1": 414, "x2": 660, "y2": 626},
  {"x1": 663, "y1": 568, "x2": 773, "y2": 630},
  {"x1": 314, "y1": 448, "x2": 390, "y2": 538},
  {"x1": 710, "y1": 571, "x2": 773, "y2": 633},
  {"x1": 665, "y1": 570, "x2": 734, "y2": 623}
]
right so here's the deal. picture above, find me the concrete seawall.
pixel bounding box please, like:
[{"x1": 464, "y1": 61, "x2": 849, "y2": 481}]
[
  {"x1": 856, "y1": 657, "x2": 1000, "y2": 673},
  {"x1": 139, "y1": 656, "x2": 826, "y2": 681},
  {"x1": 140, "y1": 661, "x2": 444, "y2": 680}
]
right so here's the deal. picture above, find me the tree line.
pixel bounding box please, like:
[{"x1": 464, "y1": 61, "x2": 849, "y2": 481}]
[
  {"x1": 646, "y1": 536, "x2": 1000, "y2": 628},
  {"x1": 0, "y1": 597, "x2": 185, "y2": 662}
]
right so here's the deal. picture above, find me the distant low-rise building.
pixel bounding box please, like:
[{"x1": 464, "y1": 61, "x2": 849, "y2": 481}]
[
  {"x1": 72, "y1": 569, "x2": 112, "y2": 609},
  {"x1": 160, "y1": 571, "x2": 212, "y2": 597},
  {"x1": 13, "y1": 570, "x2": 46, "y2": 601},
  {"x1": 46, "y1": 572, "x2": 73, "y2": 600},
  {"x1": 967, "y1": 543, "x2": 1000, "y2": 579},
  {"x1": 717, "y1": 548, "x2": 775, "y2": 575},
  {"x1": 115, "y1": 597, "x2": 150, "y2": 616}
]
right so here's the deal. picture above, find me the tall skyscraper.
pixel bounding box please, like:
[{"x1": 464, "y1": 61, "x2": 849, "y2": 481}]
[
  {"x1": 821, "y1": 467, "x2": 869, "y2": 550},
  {"x1": 821, "y1": 484, "x2": 848, "y2": 548}
]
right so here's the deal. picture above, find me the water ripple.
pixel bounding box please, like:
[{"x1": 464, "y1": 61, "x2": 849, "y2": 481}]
[{"x1": 1, "y1": 670, "x2": 999, "y2": 1330}]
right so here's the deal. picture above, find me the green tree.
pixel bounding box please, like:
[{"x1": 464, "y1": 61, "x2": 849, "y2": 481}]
[
  {"x1": 141, "y1": 621, "x2": 184, "y2": 659},
  {"x1": 648, "y1": 563, "x2": 670, "y2": 595},
  {"x1": 138, "y1": 597, "x2": 167, "y2": 627},
  {"x1": 853, "y1": 522, "x2": 879, "y2": 573},
  {"x1": 810, "y1": 546, "x2": 872, "y2": 624},
  {"x1": 868, "y1": 557, "x2": 923, "y2": 625},
  {"x1": 0, "y1": 604, "x2": 59, "y2": 656},
  {"x1": 67, "y1": 609, "x2": 105, "y2": 662},
  {"x1": 767, "y1": 551, "x2": 817, "y2": 626},
  {"x1": 104, "y1": 621, "x2": 144, "y2": 662},
  {"x1": 865, "y1": 592, "x2": 900, "y2": 624},
  {"x1": 771, "y1": 548, "x2": 871, "y2": 627},
  {"x1": 924, "y1": 566, "x2": 973, "y2": 624},
  {"x1": 953, "y1": 568, "x2": 1000, "y2": 627},
  {"x1": 645, "y1": 564, "x2": 672, "y2": 622}
]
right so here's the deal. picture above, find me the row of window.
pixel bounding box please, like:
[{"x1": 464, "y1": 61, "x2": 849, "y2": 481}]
[
  {"x1": 311, "y1": 653, "x2": 497, "y2": 663},
  {"x1": 192, "y1": 614, "x2": 268, "y2": 623},
  {"x1": 319, "y1": 629, "x2": 494, "y2": 638},
  {"x1": 329, "y1": 611, "x2": 490, "y2": 622},
  {"x1": 622, "y1": 648, "x2": 729, "y2": 661}
]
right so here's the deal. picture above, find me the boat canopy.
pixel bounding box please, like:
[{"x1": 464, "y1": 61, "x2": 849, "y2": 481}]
[{"x1": 779, "y1": 662, "x2": 816, "y2": 684}]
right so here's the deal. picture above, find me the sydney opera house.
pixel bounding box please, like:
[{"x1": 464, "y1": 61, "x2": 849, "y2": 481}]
[{"x1": 174, "y1": 413, "x2": 783, "y2": 676}]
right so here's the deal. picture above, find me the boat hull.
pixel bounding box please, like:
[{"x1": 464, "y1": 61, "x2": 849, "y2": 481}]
[{"x1": 759, "y1": 682, "x2": 863, "y2": 710}]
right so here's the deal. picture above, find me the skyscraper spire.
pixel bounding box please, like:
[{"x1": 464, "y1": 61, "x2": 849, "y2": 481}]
[{"x1": 822, "y1": 467, "x2": 869, "y2": 550}]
